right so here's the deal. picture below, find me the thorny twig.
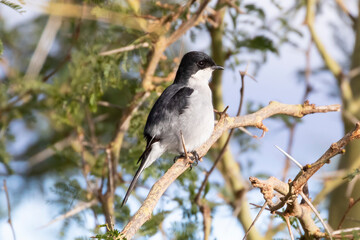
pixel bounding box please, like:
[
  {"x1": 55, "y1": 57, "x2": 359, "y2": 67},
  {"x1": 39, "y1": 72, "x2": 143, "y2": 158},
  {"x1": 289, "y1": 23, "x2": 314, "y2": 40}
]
[
  {"x1": 337, "y1": 197, "x2": 360, "y2": 229},
  {"x1": 242, "y1": 202, "x2": 267, "y2": 240},
  {"x1": 3, "y1": 179, "x2": 16, "y2": 240},
  {"x1": 250, "y1": 123, "x2": 360, "y2": 239}
]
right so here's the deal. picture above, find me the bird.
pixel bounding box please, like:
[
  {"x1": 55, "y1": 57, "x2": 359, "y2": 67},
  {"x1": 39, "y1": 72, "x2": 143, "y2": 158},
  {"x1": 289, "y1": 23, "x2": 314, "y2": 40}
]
[{"x1": 121, "y1": 51, "x2": 224, "y2": 206}]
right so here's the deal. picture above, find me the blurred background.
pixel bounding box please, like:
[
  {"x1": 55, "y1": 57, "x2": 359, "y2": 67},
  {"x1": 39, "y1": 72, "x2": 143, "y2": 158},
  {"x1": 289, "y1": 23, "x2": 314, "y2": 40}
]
[{"x1": 0, "y1": 0, "x2": 359, "y2": 239}]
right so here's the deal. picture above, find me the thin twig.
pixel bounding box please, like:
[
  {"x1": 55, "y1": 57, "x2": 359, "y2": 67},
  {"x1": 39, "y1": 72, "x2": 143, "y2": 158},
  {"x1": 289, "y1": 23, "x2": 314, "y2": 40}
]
[
  {"x1": 299, "y1": 192, "x2": 333, "y2": 240},
  {"x1": 224, "y1": 0, "x2": 245, "y2": 14},
  {"x1": 40, "y1": 199, "x2": 98, "y2": 228},
  {"x1": 242, "y1": 202, "x2": 267, "y2": 240},
  {"x1": 97, "y1": 101, "x2": 123, "y2": 109},
  {"x1": 106, "y1": 146, "x2": 114, "y2": 195},
  {"x1": 335, "y1": 0, "x2": 356, "y2": 24},
  {"x1": 332, "y1": 227, "x2": 360, "y2": 235},
  {"x1": 25, "y1": 15, "x2": 62, "y2": 79},
  {"x1": 99, "y1": 42, "x2": 150, "y2": 56},
  {"x1": 337, "y1": 197, "x2": 360, "y2": 229},
  {"x1": 3, "y1": 179, "x2": 16, "y2": 240},
  {"x1": 291, "y1": 122, "x2": 360, "y2": 192}
]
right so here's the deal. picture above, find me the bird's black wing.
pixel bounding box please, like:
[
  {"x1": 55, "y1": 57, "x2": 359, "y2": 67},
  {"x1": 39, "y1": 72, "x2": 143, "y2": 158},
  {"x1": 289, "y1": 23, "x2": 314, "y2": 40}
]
[{"x1": 144, "y1": 84, "x2": 194, "y2": 141}]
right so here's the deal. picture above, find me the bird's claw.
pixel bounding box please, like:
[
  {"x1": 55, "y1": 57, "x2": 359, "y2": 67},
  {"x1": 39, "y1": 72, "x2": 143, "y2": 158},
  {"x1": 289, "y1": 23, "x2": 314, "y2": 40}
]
[
  {"x1": 188, "y1": 151, "x2": 200, "y2": 170},
  {"x1": 173, "y1": 151, "x2": 201, "y2": 170},
  {"x1": 173, "y1": 155, "x2": 182, "y2": 163}
]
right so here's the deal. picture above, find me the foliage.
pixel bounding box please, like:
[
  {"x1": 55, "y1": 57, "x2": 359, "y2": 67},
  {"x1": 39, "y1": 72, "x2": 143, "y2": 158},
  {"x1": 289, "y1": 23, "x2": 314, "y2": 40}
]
[
  {"x1": 343, "y1": 168, "x2": 360, "y2": 181},
  {"x1": 0, "y1": 0, "x2": 24, "y2": 14},
  {"x1": 94, "y1": 225, "x2": 124, "y2": 240}
]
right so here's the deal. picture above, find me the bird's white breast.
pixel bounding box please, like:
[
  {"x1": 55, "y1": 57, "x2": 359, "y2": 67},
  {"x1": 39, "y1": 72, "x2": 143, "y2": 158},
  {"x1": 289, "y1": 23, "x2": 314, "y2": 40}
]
[{"x1": 175, "y1": 69, "x2": 214, "y2": 152}]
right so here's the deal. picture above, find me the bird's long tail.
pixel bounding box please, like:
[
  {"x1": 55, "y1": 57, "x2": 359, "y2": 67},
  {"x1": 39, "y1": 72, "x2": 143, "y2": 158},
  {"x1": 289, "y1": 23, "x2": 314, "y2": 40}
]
[
  {"x1": 121, "y1": 140, "x2": 163, "y2": 206},
  {"x1": 121, "y1": 146, "x2": 151, "y2": 207}
]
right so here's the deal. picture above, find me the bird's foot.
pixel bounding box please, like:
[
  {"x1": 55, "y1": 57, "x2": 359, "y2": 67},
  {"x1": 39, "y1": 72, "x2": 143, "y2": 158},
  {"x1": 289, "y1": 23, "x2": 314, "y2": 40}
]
[
  {"x1": 173, "y1": 155, "x2": 183, "y2": 163},
  {"x1": 188, "y1": 151, "x2": 201, "y2": 170},
  {"x1": 173, "y1": 151, "x2": 201, "y2": 170}
]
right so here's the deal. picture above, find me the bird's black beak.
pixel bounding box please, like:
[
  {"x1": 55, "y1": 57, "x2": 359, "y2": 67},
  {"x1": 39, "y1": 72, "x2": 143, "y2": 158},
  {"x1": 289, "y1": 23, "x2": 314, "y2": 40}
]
[{"x1": 212, "y1": 65, "x2": 224, "y2": 70}]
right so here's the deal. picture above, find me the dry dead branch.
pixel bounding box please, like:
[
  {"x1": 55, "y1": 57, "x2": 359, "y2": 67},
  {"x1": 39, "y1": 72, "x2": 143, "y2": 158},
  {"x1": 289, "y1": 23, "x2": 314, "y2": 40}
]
[{"x1": 249, "y1": 122, "x2": 360, "y2": 239}]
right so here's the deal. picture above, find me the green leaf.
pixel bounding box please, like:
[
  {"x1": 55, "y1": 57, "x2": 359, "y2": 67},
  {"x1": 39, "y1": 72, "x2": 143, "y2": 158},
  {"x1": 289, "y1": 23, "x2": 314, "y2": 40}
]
[
  {"x1": 238, "y1": 36, "x2": 278, "y2": 53},
  {"x1": 0, "y1": 0, "x2": 25, "y2": 13},
  {"x1": 245, "y1": 4, "x2": 265, "y2": 19},
  {"x1": 140, "y1": 211, "x2": 170, "y2": 236},
  {"x1": 343, "y1": 168, "x2": 360, "y2": 181}
]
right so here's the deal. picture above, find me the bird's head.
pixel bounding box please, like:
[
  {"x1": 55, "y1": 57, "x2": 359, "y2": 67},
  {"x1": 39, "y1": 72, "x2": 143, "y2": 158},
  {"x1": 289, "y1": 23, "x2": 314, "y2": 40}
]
[{"x1": 174, "y1": 51, "x2": 224, "y2": 85}]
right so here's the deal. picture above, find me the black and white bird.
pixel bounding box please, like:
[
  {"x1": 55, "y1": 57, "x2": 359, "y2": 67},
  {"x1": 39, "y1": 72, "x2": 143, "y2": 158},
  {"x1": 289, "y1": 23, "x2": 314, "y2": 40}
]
[{"x1": 121, "y1": 51, "x2": 223, "y2": 206}]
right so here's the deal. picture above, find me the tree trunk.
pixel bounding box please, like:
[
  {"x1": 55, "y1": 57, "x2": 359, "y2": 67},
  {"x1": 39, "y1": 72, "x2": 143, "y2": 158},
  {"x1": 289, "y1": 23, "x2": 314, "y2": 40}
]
[{"x1": 329, "y1": 0, "x2": 360, "y2": 228}]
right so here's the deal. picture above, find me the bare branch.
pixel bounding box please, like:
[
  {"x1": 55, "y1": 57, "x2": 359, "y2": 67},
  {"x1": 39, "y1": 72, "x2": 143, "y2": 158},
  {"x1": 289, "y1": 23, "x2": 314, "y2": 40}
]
[
  {"x1": 249, "y1": 176, "x2": 325, "y2": 238},
  {"x1": 3, "y1": 179, "x2": 16, "y2": 240},
  {"x1": 332, "y1": 227, "x2": 360, "y2": 236},
  {"x1": 334, "y1": 0, "x2": 356, "y2": 24},
  {"x1": 337, "y1": 197, "x2": 360, "y2": 229},
  {"x1": 40, "y1": 199, "x2": 98, "y2": 228},
  {"x1": 99, "y1": 42, "x2": 149, "y2": 56},
  {"x1": 242, "y1": 202, "x2": 267, "y2": 240},
  {"x1": 291, "y1": 122, "x2": 360, "y2": 192},
  {"x1": 120, "y1": 101, "x2": 340, "y2": 239},
  {"x1": 120, "y1": 158, "x2": 190, "y2": 239},
  {"x1": 167, "y1": 0, "x2": 210, "y2": 46},
  {"x1": 25, "y1": 15, "x2": 62, "y2": 79},
  {"x1": 224, "y1": 0, "x2": 245, "y2": 14}
]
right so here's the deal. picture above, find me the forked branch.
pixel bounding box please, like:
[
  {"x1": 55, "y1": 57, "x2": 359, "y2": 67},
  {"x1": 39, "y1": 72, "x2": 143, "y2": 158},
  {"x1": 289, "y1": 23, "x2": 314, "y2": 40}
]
[
  {"x1": 119, "y1": 101, "x2": 340, "y2": 239},
  {"x1": 250, "y1": 122, "x2": 360, "y2": 239}
]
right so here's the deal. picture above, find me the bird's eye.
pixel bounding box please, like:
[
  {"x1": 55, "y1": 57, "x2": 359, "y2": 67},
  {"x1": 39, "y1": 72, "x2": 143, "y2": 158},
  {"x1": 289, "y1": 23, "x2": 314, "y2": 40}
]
[{"x1": 198, "y1": 61, "x2": 205, "y2": 66}]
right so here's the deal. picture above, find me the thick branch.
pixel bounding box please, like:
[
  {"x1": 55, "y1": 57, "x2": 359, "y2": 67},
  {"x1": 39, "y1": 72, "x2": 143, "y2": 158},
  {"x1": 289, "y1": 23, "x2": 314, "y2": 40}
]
[
  {"x1": 119, "y1": 101, "x2": 340, "y2": 239},
  {"x1": 197, "y1": 101, "x2": 340, "y2": 155}
]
